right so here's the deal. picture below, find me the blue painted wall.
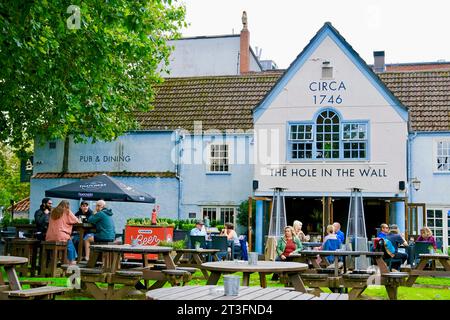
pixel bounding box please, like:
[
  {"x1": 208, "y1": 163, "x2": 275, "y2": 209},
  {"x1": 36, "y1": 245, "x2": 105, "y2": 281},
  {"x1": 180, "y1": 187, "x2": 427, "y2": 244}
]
[
  {"x1": 30, "y1": 177, "x2": 178, "y2": 233},
  {"x1": 410, "y1": 133, "x2": 450, "y2": 205}
]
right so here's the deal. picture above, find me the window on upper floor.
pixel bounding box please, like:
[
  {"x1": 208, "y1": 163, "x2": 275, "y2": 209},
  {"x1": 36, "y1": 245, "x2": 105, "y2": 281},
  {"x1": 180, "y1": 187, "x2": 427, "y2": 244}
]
[
  {"x1": 208, "y1": 144, "x2": 229, "y2": 172},
  {"x1": 436, "y1": 140, "x2": 450, "y2": 172},
  {"x1": 288, "y1": 109, "x2": 368, "y2": 161}
]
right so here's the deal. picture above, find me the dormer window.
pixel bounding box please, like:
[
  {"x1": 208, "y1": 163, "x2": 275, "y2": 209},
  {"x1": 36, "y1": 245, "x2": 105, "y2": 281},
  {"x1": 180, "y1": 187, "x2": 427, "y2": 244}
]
[{"x1": 322, "y1": 61, "x2": 333, "y2": 79}]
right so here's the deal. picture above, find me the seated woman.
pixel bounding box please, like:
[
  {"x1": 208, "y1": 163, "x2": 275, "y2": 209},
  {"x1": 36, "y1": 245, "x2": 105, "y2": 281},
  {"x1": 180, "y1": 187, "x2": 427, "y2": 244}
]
[
  {"x1": 220, "y1": 222, "x2": 241, "y2": 259},
  {"x1": 276, "y1": 226, "x2": 303, "y2": 261},
  {"x1": 416, "y1": 226, "x2": 437, "y2": 250},
  {"x1": 292, "y1": 220, "x2": 310, "y2": 242},
  {"x1": 320, "y1": 225, "x2": 341, "y2": 264},
  {"x1": 45, "y1": 200, "x2": 79, "y2": 265}
]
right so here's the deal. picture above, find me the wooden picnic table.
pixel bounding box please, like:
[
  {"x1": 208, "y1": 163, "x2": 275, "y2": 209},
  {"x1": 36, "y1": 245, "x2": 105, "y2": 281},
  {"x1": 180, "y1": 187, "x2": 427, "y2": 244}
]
[
  {"x1": 289, "y1": 250, "x2": 388, "y2": 275},
  {"x1": 405, "y1": 253, "x2": 450, "y2": 286},
  {"x1": 146, "y1": 285, "x2": 348, "y2": 300},
  {"x1": 173, "y1": 248, "x2": 220, "y2": 280},
  {"x1": 302, "y1": 242, "x2": 322, "y2": 248},
  {"x1": 0, "y1": 255, "x2": 68, "y2": 300},
  {"x1": 0, "y1": 255, "x2": 28, "y2": 290},
  {"x1": 84, "y1": 244, "x2": 177, "y2": 299},
  {"x1": 202, "y1": 260, "x2": 309, "y2": 292},
  {"x1": 289, "y1": 250, "x2": 407, "y2": 300}
]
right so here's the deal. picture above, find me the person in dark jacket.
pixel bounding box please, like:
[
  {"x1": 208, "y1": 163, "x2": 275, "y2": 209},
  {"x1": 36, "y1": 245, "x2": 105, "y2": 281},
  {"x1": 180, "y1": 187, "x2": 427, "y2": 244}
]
[
  {"x1": 34, "y1": 197, "x2": 52, "y2": 240},
  {"x1": 72, "y1": 200, "x2": 94, "y2": 251},
  {"x1": 84, "y1": 200, "x2": 116, "y2": 261}
]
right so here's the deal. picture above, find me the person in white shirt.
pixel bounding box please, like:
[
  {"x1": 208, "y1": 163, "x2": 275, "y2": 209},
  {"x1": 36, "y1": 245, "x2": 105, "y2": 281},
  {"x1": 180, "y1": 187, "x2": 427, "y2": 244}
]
[{"x1": 190, "y1": 219, "x2": 207, "y2": 237}]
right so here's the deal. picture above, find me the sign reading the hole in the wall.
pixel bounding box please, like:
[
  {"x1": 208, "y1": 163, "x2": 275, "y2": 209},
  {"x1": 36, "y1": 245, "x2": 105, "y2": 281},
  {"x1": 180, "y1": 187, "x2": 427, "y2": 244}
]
[
  {"x1": 309, "y1": 80, "x2": 346, "y2": 105},
  {"x1": 267, "y1": 166, "x2": 388, "y2": 178}
]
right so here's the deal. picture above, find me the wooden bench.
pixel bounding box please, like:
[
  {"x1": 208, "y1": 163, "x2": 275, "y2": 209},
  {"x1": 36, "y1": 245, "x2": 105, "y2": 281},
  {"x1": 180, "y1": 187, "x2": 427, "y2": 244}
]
[
  {"x1": 161, "y1": 269, "x2": 192, "y2": 286},
  {"x1": 40, "y1": 241, "x2": 68, "y2": 277},
  {"x1": 342, "y1": 273, "x2": 371, "y2": 300},
  {"x1": 120, "y1": 261, "x2": 144, "y2": 269},
  {"x1": 4, "y1": 286, "x2": 69, "y2": 300},
  {"x1": 381, "y1": 272, "x2": 409, "y2": 300},
  {"x1": 4, "y1": 280, "x2": 53, "y2": 288}
]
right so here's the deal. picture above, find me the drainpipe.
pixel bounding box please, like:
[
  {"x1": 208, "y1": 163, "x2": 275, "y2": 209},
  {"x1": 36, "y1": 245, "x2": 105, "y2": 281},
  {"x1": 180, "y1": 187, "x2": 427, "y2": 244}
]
[
  {"x1": 175, "y1": 130, "x2": 184, "y2": 221},
  {"x1": 407, "y1": 131, "x2": 418, "y2": 203}
]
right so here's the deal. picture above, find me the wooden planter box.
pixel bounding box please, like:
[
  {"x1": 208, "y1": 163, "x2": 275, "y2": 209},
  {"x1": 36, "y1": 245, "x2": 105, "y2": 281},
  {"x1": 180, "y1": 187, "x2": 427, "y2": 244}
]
[{"x1": 124, "y1": 225, "x2": 174, "y2": 260}]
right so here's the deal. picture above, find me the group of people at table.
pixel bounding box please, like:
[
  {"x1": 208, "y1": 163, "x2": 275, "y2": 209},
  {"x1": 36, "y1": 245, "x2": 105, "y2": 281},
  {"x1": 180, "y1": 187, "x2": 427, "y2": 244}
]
[
  {"x1": 271, "y1": 219, "x2": 439, "y2": 273},
  {"x1": 33, "y1": 197, "x2": 116, "y2": 264}
]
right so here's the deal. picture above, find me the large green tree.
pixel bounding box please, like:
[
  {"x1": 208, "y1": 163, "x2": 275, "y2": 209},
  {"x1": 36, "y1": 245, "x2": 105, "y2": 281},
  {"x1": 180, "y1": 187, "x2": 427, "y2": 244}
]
[
  {"x1": 0, "y1": 0, "x2": 186, "y2": 150},
  {"x1": 0, "y1": 143, "x2": 30, "y2": 209}
]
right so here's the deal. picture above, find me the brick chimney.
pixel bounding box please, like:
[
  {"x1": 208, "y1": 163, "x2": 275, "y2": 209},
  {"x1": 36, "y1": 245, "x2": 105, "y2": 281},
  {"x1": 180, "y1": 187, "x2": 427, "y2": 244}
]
[
  {"x1": 240, "y1": 11, "x2": 250, "y2": 74},
  {"x1": 373, "y1": 51, "x2": 385, "y2": 72}
]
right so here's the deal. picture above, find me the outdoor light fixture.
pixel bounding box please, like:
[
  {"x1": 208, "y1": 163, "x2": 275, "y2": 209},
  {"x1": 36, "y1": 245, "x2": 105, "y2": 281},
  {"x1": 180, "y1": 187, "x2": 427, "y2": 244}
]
[{"x1": 411, "y1": 177, "x2": 421, "y2": 191}]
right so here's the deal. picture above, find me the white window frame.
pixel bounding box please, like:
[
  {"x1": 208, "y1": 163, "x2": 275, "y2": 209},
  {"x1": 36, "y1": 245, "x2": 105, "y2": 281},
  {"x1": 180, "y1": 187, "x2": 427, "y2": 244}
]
[
  {"x1": 425, "y1": 207, "x2": 449, "y2": 254},
  {"x1": 202, "y1": 206, "x2": 236, "y2": 225},
  {"x1": 207, "y1": 143, "x2": 230, "y2": 173},
  {"x1": 434, "y1": 139, "x2": 450, "y2": 173}
]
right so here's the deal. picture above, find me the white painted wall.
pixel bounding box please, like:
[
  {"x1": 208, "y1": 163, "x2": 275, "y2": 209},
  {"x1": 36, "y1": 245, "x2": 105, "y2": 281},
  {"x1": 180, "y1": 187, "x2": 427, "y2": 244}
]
[
  {"x1": 163, "y1": 36, "x2": 261, "y2": 77},
  {"x1": 254, "y1": 35, "x2": 408, "y2": 195}
]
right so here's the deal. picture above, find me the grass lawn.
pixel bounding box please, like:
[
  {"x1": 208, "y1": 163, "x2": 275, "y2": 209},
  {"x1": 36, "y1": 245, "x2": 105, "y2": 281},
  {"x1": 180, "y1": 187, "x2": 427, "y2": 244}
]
[{"x1": 13, "y1": 270, "x2": 450, "y2": 300}]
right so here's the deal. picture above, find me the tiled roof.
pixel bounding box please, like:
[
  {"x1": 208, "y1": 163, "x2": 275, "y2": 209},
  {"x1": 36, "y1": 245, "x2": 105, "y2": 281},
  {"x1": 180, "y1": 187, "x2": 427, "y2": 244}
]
[
  {"x1": 385, "y1": 62, "x2": 450, "y2": 72},
  {"x1": 379, "y1": 71, "x2": 450, "y2": 132},
  {"x1": 7, "y1": 197, "x2": 30, "y2": 212},
  {"x1": 135, "y1": 72, "x2": 283, "y2": 131},
  {"x1": 33, "y1": 172, "x2": 176, "y2": 179},
  {"x1": 135, "y1": 68, "x2": 448, "y2": 133}
]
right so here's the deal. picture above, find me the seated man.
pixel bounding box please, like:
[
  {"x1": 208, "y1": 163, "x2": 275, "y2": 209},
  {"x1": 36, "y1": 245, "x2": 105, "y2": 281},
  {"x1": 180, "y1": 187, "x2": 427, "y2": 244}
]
[
  {"x1": 84, "y1": 200, "x2": 116, "y2": 261},
  {"x1": 386, "y1": 224, "x2": 408, "y2": 271},
  {"x1": 190, "y1": 219, "x2": 207, "y2": 237},
  {"x1": 377, "y1": 223, "x2": 389, "y2": 239}
]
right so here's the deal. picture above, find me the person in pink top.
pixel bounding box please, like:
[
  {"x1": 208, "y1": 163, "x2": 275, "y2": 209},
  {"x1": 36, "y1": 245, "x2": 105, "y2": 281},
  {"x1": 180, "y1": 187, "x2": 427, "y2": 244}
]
[{"x1": 46, "y1": 200, "x2": 79, "y2": 264}]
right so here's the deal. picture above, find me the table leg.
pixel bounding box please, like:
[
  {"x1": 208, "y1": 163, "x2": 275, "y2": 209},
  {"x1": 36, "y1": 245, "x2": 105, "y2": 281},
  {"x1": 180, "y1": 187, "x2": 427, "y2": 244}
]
[
  {"x1": 259, "y1": 273, "x2": 267, "y2": 288},
  {"x1": 173, "y1": 252, "x2": 183, "y2": 264},
  {"x1": 0, "y1": 269, "x2": 4, "y2": 285},
  {"x1": 348, "y1": 287, "x2": 366, "y2": 300},
  {"x1": 242, "y1": 273, "x2": 251, "y2": 286},
  {"x1": 385, "y1": 285, "x2": 398, "y2": 300},
  {"x1": 85, "y1": 282, "x2": 106, "y2": 300},
  {"x1": 111, "y1": 253, "x2": 121, "y2": 273},
  {"x1": 375, "y1": 257, "x2": 389, "y2": 274},
  {"x1": 5, "y1": 266, "x2": 22, "y2": 290},
  {"x1": 77, "y1": 229, "x2": 85, "y2": 262},
  {"x1": 440, "y1": 259, "x2": 450, "y2": 271},
  {"x1": 206, "y1": 271, "x2": 222, "y2": 285},
  {"x1": 87, "y1": 251, "x2": 100, "y2": 268},
  {"x1": 192, "y1": 254, "x2": 209, "y2": 280},
  {"x1": 288, "y1": 273, "x2": 307, "y2": 293},
  {"x1": 162, "y1": 252, "x2": 176, "y2": 270},
  {"x1": 334, "y1": 256, "x2": 339, "y2": 277},
  {"x1": 406, "y1": 258, "x2": 428, "y2": 286}
]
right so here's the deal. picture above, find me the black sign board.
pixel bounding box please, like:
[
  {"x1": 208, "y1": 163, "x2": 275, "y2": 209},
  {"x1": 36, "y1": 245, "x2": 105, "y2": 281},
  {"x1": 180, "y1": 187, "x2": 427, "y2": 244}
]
[{"x1": 20, "y1": 156, "x2": 33, "y2": 182}]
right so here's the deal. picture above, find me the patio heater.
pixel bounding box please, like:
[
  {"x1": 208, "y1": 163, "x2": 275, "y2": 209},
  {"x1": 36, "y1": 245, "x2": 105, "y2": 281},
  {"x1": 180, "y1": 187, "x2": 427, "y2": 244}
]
[
  {"x1": 345, "y1": 188, "x2": 369, "y2": 270},
  {"x1": 265, "y1": 187, "x2": 287, "y2": 260},
  {"x1": 268, "y1": 187, "x2": 287, "y2": 237}
]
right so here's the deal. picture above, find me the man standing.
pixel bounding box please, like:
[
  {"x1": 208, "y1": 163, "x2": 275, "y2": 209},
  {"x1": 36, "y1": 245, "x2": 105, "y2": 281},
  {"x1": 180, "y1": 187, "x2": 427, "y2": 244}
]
[
  {"x1": 34, "y1": 197, "x2": 52, "y2": 240},
  {"x1": 333, "y1": 222, "x2": 345, "y2": 244},
  {"x1": 84, "y1": 200, "x2": 115, "y2": 261}
]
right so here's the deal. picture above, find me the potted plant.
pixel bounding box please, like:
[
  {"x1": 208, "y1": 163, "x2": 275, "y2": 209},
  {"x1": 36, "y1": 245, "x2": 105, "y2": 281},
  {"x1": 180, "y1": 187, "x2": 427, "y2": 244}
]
[{"x1": 158, "y1": 239, "x2": 186, "y2": 258}]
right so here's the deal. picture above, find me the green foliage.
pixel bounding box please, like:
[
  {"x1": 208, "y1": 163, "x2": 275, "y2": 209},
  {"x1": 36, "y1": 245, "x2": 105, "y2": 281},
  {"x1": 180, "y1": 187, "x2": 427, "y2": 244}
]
[
  {"x1": 237, "y1": 199, "x2": 256, "y2": 229},
  {"x1": 158, "y1": 239, "x2": 185, "y2": 250},
  {"x1": 126, "y1": 217, "x2": 175, "y2": 227},
  {"x1": 0, "y1": 214, "x2": 31, "y2": 227},
  {"x1": 0, "y1": 143, "x2": 30, "y2": 208},
  {"x1": 0, "y1": 0, "x2": 187, "y2": 149}
]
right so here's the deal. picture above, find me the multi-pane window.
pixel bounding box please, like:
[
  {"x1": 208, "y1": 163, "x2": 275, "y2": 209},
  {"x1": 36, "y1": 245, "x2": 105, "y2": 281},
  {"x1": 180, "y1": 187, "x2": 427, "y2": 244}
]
[
  {"x1": 426, "y1": 209, "x2": 443, "y2": 247},
  {"x1": 202, "y1": 207, "x2": 235, "y2": 225},
  {"x1": 437, "y1": 140, "x2": 450, "y2": 171},
  {"x1": 316, "y1": 110, "x2": 340, "y2": 159},
  {"x1": 289, "y1": 124, "x2": 313, "y2": 159},
  {"x1": 209, "y1": 144, "x2": 229, "y2": 172},
  {"x1": 220, "y1": 208, "x2": 235, "y2": 224},
  {"x1": 202, "y1": 207, "x2": 217, "y2": 221},
  {"x1": 343, "y1": 123, "x2": 367, "y2": 159},
  {"x1": 288, "y1": 109, "x2": 368, "y2": 161}
]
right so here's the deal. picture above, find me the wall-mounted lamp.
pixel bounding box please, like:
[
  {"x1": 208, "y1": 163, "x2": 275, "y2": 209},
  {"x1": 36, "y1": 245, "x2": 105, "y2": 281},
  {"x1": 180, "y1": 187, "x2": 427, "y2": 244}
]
[{"x1": 411, "y1": 177, "x2": 421, "y2": 191}]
